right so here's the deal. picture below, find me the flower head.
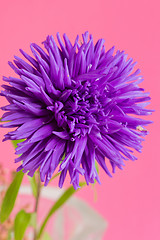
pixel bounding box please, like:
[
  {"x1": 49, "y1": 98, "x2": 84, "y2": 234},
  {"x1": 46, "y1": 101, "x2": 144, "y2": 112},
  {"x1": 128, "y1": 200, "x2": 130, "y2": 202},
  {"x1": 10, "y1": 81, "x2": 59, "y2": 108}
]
[{"x1": 1, "y1": 32, "x2": 153, "y2": 189}]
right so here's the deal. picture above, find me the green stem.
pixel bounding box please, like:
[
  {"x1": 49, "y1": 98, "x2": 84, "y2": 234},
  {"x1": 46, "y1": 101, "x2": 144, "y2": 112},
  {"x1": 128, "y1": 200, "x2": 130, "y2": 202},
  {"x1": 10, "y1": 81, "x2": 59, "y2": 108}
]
[
  {"x1": 50, "y1": 172, "x2": 61, "y2": 181},
  {"x1": 33, "y1": 173, "x2": 41, "y2": 240},
  {"x1": 37, "y1": 182, "x2": 86, "y2": 239}
]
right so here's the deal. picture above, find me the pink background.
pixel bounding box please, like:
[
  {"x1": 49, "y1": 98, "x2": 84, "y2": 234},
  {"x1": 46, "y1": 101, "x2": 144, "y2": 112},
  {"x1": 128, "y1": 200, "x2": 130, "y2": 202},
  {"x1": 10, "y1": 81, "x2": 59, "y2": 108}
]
[{"x1": 0, "y1": 0, "x2": 159, "y2": 239}]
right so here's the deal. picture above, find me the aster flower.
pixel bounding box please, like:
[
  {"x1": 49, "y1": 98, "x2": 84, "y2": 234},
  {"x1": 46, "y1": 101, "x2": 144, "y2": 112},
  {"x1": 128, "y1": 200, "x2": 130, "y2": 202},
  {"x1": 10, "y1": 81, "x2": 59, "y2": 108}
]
[{"x1": 0, "y1": 32, "x2": 153, "y2": 189}]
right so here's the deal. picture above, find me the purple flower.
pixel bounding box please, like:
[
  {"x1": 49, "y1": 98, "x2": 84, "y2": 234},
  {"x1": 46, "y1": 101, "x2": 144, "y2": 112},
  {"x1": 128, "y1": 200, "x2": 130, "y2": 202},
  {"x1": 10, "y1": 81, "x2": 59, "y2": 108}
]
[{"x1": 1, "y1": 32, "x2": 153, "y2": 189}]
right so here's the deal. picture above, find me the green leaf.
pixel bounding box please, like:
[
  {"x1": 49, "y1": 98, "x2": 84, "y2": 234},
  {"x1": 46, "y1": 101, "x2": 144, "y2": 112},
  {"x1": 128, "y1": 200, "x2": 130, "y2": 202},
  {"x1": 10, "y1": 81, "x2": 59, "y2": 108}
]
[
  {"x1": 29, "y1": 212, "x2": 36, "y2": 228},
  {"x1": 12, "y1": 139, "x2": 25, "y2": 149},
  {"x1": 28, "y1": 175, "x2": 38, "y2": 198},
  {"x1": 92, "y1": 160, "x2": 99, "y2": 186},
  {"x1": 95, "y1": 160, "x2": 99, "y2": 174},
  {"x1": 42, "y1": 232, "x2": 52, "y2": 240},
  {"x1": 0, "y1": 171, "x2": 24, "y2": 223},
  {"x1": 7, "y1": 230, "x2": 13, "y2": 240},
  {"x1": 37, "y1": 182, "x2": 86, "y2": 239},
  {"x1": 14, "y1": 210, "x2": 31, "y2": 240},
  {"x1": 62, "y1": 153, "x2": 65, "y2": 160}
]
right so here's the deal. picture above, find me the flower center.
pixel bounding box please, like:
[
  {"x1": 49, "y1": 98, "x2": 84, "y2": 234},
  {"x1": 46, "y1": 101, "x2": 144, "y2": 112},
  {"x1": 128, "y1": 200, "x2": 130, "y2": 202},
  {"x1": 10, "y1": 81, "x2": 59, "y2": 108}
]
[{"x1": 47, "y1": 79, "x2": 106, "y2": 141}]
